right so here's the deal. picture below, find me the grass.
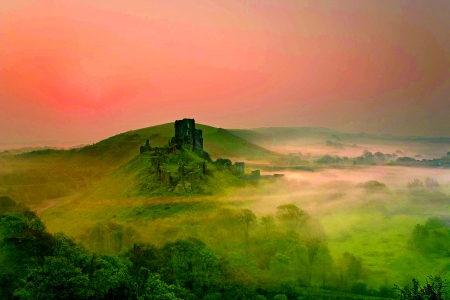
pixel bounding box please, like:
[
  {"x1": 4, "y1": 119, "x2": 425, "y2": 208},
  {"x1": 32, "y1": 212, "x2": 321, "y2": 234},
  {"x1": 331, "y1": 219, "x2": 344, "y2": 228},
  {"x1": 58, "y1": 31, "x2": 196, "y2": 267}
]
[
  {"x1": 38, "y1": 194, "x2": 253, "y2": 247},
  {"x1": 77, "y1": 123, "x2": 280, "y2": 164},
  {"x1": 203, "y1": 128, "x2": 279, "y2": 160},
  {"x1": 321, "y1": 209, "x2": 448, "y2": 288},
  {"x1": 80, "y1": 146, "x2": 252, "y2": 200}
]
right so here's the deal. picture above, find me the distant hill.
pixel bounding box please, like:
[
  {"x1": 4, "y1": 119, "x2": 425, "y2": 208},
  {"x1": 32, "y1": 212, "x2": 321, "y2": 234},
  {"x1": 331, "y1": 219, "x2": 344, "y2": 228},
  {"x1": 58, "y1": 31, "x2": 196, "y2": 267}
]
[
  {"x1": 229, "y1": 127, "x2": 345, "y2": 146},
  {"x1": 229, "y1": 127, "x2": 450, "y2": 147}
]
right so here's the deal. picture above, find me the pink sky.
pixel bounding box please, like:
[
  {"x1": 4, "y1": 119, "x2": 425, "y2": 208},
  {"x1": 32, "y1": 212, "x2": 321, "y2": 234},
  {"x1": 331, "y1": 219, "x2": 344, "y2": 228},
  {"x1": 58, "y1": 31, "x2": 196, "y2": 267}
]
[{"x1": 1, "y1": 0, "x2": 450, "y2": 144}]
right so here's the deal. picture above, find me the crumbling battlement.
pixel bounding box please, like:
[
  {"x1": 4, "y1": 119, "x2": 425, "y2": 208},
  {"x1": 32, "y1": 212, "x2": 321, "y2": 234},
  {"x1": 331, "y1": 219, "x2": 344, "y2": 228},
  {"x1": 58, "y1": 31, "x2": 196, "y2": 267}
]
[
  {"x1": 215, "y1": 158, "x2": 245, "y2": 176},
  {"x1": 234, "y1": 162, "x2": 245, "y2": 176}
]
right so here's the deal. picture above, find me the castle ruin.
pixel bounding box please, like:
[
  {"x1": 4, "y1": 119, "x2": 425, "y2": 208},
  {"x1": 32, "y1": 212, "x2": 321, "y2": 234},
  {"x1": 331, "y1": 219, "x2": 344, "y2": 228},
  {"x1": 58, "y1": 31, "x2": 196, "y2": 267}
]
[
  {"x1": 170, "y1": 118, "x2": 203, "y2": 154},
  {"x1": 138, "y1": 118, "x2": 283, "y2": 190}
]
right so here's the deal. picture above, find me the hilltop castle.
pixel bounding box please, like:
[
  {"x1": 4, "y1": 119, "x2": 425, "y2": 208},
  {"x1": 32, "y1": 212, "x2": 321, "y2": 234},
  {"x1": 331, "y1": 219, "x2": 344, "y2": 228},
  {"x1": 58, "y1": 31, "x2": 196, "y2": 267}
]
[{"x1": 138, "y1": 118, "x2": 283, "y2": 190}]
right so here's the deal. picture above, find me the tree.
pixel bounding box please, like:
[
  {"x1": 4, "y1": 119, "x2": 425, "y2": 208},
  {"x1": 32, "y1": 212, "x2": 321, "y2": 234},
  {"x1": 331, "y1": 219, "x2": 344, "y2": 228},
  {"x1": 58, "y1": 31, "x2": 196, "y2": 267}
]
[
  {"x1": 407, "y1": 178, "x2": 424, "y2": 189},
  {"x1": 260, "y1": 215, "x2": 275, "y2": 238},
  {"x1": 276, "y1": 204, "x2": 308, "y2": 230},
  {"x1": 139, "y1": 274, "x2": 181, "y2": 300},
  {"x1": 13, "y1": 257, "x2": 91, "y2": 300},
  {"x1": 160, "y1": 238, "x2": 221, "y2": 297},
  {"x1": 395, "y1": 276, "x2": 448, "y2": 300},
  {"x1": 0, "y1": 210, "x2": 55, "y2": 298},
  {"x1": 411, "y1": 224, "x2": 430, "y2": 252},
  {"x1": 238, "y1": 209, "x2": 257, "y2": 245},
  {"x1": 0, "y1": 196, "x2": 17, "y2": 214},
  {"x1": 336, "y1": 252, "x2": 364, "y2": 290},
  {"x1": 425, "y1": 177, "x2": 440, "y2": 189},
  {"x1": 126, "y1": 243, "x2": 161, "y2": 297},
  {"x1": 88, "y1": 221, "x2": 140, "y2": 253},
  {"x1": 89, "y1": 254, "x2": 134, "y2": 299},
  {"x1": 305, "y1": 237, "x2": 322, "y2": 286}
]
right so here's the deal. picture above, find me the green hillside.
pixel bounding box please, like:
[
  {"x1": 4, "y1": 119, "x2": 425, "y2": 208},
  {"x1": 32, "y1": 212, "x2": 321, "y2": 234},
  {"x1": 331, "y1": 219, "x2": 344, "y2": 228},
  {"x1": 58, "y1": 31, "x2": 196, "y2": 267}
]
[
  {"x1": 73, "y1": 123, "x2": 279, "y2": 168},
  {"x1": 203, "y1": 128, "x2": 279, "y2": 160},
  {"x1": 83, "y1": 149, "x2": 248, "y2": 200},
  {"x1": 2, "y1": 122, "x2": 279, "y2": 204}
]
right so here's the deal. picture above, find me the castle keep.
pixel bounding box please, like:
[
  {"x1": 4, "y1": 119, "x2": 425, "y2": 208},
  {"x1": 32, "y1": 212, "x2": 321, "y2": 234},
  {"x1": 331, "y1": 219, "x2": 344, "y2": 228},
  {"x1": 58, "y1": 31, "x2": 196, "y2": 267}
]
[{"x1": 170, "y1": 118, "x2": 203, "y2": 154}]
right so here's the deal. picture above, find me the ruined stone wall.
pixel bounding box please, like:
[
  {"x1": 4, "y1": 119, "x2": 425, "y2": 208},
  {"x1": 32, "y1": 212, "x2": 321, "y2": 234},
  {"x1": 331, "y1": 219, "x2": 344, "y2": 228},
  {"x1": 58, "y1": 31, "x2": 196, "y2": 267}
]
[
  {"x1": 193, "y1": 129, "x2": 203, "y2": 153},
  {"x1": 251, "y1": 170, "x2": 260, "y2": 179},
  {"x1": 234, "y1": 162, "x2": 245, "y2": 176},
  {"x1": 158, "y1": 167, "x2": 171, "y2": 184}
]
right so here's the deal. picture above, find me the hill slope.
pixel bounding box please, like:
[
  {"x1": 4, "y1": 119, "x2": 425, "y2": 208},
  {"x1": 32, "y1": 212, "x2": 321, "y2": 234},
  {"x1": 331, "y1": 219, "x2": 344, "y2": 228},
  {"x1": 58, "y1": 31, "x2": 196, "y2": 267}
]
[
  {"x1": 1, "y1": 122, "x2": 280, "y2": 204},
  {"x1": 82, "y1": 150, "x2": 248, "y2": 200},
  {"x1": 75, "y1": 123, "x2": 279, "y2": 167}
]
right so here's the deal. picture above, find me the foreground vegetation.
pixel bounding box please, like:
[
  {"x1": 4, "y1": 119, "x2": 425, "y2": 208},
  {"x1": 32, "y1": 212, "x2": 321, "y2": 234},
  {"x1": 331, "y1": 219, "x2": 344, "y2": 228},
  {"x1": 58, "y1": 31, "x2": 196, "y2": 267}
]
[
  {"x1": 3, "y1": 183, "x2": 450, "y2": 299},
  {"x1": 1, "y1": 201, "x2": 397, "y2": 300}
]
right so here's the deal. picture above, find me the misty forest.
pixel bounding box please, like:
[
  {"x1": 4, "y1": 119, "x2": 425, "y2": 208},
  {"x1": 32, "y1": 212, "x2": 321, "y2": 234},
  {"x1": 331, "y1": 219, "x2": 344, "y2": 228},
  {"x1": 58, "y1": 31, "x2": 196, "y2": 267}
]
[{"x1": 2, "y1": 120, "x2": 450, "y2": 300}]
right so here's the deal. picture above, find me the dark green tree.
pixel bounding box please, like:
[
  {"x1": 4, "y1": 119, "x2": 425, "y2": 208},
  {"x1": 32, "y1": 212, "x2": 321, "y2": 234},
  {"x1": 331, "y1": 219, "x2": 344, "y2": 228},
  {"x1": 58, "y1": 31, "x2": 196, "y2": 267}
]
[
  {"x1": 13, "y1": 257, "x2": 91, "y2": 300},
  {"x1": 395, "y1": 276, "x2": 448, "y2": 300}
]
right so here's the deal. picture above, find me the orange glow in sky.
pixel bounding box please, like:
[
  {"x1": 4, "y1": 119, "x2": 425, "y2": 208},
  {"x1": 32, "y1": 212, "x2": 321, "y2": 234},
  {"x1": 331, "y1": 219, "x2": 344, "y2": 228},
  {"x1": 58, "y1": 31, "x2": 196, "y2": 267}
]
[{"x1": 1, "y1": 0, "x2": 450, "y2": 144}]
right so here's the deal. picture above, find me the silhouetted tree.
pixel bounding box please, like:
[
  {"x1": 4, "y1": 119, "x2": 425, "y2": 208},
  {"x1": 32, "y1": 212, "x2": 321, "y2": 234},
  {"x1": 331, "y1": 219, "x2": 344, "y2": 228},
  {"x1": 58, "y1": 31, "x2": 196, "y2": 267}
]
[{"x1": 395, "y1": 276, "x2": 448, "y2": 300}]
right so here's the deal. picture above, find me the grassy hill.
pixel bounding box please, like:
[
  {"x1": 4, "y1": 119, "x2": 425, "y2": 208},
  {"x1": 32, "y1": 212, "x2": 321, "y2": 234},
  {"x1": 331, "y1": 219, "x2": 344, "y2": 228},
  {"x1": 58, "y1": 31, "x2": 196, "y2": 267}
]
[
  {"x1": 73, "y1": 123, "x2": 279, "y2": 168},
  {"x1": 1, "y1": 122, "x2": 279, "y2": 204},
  {"x1": 82, "y1": 151, "x2": 248, "y2": 200}
]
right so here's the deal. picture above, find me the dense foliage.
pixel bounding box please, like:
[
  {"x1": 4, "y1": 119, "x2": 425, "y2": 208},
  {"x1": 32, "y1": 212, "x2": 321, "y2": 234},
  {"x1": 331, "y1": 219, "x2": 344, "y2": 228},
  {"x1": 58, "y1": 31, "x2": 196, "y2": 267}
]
[
  {"x1": 395, "y1": 276, "x2": 449, "y2": 300},
  {"x1": 0, "y1": 201, "x2": 402, "y2": 300}
]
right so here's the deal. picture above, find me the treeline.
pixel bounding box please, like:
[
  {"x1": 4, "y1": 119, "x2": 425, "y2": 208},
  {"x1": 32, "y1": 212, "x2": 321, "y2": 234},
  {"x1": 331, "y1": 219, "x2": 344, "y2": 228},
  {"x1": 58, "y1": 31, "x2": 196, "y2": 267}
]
[
  {"x1": 406, "y1": 178, "x2": 449, "y2": 205},
  {"x1": 0, "y1": 199, "x2": 401, "y2": 299},
  {"x1": 316, "y1": 151, "x2": 396, "y2": 166},
  {"x1": 410, "y1": 217, "x2": 450, "y2": 256}
]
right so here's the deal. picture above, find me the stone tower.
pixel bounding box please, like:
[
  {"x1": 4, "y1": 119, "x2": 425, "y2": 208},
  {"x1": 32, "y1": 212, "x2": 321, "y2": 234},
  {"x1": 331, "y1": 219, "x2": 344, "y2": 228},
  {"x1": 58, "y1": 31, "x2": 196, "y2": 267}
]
[{"x1": 171, "y1": 118, "x2": 203, "y2": 153}]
